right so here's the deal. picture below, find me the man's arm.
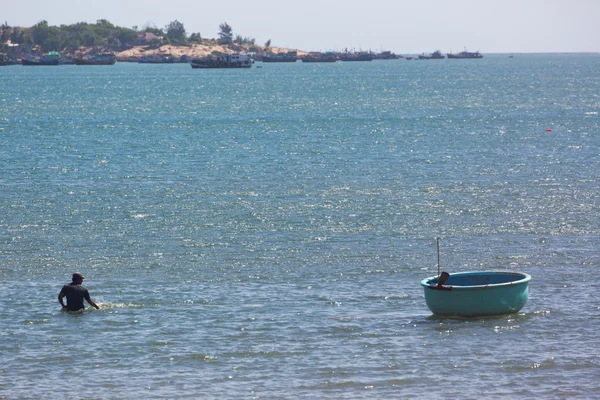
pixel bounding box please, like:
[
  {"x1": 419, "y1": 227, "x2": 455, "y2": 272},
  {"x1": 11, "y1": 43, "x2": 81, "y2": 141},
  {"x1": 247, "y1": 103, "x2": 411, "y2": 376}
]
[
  {"x1": 88, "y1": 299, "x2": 100, "y2": 310},
  {"x1": 85, "y1": 294, "x2": 100, "y2": 309},
  {"x1": 58, "y1": 291, "x2": 67, "y2": 308}
]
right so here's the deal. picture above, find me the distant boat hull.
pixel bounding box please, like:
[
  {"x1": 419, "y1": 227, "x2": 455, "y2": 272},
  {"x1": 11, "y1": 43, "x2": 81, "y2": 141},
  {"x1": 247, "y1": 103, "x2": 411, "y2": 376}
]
[
  {"x1": 74, "y1": 54, "x2": 116, "y2": 65},
  {"x1": 262, "y1": 51, "x2": 298, "y2": 63},
  {"x1": 190, "y1": 54, "x2": 252, "y2": 69},
  {"x1": 139, "y1": 58, "x2": 175, "y2": 63},
  {"x1": 418, "y1": 54, "x2": 445, "y2": 60},
  {"x1": 373, "y1": 51, "x2": 401, "y2": 60},
  {"x1": 301, "y1": 56, "x2": 337, "y2": 63},
  {"x1": 21, "y1": 57, "x2": 59, "y2": 66},
  {"x1": 262, "y1": 57, "x2": 297, "y2": 62},
  {"x1": 339, "y1": 54, "x2": 373, "y2": 62},
  {"x1": 190, "y1": 62, "x2": 251, "y2": 69},
  {"x1": 447, "y1": 51, "x2": 483, "y2": 59},
  {"x1": 0, "y1": 54, "x2": 13, "y2": 66},
  {"x1": 418, "y1": 50, "x2": 445, "y2": 60}
]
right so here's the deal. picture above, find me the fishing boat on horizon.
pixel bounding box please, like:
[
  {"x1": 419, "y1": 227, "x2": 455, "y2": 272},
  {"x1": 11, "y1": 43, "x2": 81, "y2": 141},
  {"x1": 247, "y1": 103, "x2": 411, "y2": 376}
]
[
  {"x1": 339, "y1": 51, "x2": 373, "y2": 61},
  {"x1": 447, "y1": 49, "x2": 483, "y2": 59},
  {"x1": 418, "y1": 50, "x2": 445, "y2": 59},
  {"x1": 373, "y1": 50, "x2": 402, "y2": 60}
]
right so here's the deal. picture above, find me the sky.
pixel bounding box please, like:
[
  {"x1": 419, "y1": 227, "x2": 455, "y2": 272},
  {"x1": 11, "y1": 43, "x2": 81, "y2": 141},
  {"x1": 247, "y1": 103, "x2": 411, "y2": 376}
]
[{"x1": 2, "y1": 0, "x2": 599, "y2": 53}]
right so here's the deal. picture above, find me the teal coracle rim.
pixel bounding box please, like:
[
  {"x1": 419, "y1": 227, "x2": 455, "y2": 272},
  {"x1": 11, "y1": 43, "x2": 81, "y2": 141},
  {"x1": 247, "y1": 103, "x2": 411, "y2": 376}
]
[{"x1": 421, "y1": 271, "x2": 531, "y2": 317}]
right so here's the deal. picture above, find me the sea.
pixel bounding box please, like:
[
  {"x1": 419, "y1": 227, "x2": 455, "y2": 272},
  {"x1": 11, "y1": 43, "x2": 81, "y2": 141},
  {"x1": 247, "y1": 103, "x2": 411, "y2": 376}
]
[{"x1": 1, "y1": 53, "x2": 599, "y2": 399}]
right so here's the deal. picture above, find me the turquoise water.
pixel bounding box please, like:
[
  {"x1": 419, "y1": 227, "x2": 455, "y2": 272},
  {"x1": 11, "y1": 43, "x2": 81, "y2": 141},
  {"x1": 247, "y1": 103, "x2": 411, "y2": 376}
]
[{"x1": 1, "y1": 54, "x2": 599, "y2": 399}]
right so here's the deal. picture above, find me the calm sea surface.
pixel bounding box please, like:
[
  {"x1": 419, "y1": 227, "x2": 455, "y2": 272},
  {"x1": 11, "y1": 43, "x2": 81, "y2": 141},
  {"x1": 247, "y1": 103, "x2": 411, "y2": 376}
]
[{"x1": 1, "y1": 54, "x2": 599, "y2": 399}]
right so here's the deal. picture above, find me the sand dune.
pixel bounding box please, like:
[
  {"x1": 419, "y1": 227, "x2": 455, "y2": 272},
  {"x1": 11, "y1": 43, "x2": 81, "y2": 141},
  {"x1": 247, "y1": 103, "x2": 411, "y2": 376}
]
[{"x1": 115, "y1": 44, "x2": 306, "y2": 60}]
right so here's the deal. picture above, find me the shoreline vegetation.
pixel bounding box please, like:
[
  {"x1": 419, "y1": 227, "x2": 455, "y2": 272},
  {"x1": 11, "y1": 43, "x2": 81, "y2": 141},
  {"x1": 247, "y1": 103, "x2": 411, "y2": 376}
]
[{"x1": 0, "y1": 19, "x2": 312, "y2": 62}]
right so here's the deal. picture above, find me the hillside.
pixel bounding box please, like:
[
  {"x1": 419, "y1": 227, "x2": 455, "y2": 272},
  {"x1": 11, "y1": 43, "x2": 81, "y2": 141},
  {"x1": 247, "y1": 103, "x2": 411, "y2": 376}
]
[{"x1": 115, "y1": 44, "x2": 307, "y2": 61}]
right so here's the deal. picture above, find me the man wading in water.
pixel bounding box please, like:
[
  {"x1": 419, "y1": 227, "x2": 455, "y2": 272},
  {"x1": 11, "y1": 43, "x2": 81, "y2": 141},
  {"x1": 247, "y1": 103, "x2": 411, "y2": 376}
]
[{"x1": 58, "y1": 272, "x2": 100, "y2": 311}]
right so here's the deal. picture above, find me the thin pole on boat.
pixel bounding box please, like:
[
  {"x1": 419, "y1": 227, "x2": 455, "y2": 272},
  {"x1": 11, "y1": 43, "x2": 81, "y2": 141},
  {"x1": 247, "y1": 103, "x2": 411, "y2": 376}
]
[{"x1": 436, "y1": 237, "x2": 441, "y2": 277}]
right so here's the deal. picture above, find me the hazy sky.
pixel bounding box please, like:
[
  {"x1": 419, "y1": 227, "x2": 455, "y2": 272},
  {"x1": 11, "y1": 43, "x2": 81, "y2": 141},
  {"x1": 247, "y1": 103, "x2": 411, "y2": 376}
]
[{"x1": 3, "y1": 0, "x2": 599, "y2": 53}]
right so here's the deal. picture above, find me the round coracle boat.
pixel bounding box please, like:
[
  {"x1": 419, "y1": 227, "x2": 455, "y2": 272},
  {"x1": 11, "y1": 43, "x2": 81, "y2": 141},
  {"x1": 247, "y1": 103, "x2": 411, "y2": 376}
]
[{"x1": 421, "y1": 271, "x2": 531, "y2": 317}]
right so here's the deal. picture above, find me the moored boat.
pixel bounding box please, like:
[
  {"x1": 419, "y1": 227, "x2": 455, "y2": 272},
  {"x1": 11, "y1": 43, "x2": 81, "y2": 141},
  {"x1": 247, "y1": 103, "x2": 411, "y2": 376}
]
[
  {"x1": 74, "y1": 52, "x2": 116, "y2": 65},
  {"x1": 373, "y1": 50, "x2": 402, "y2": 60},
  {"x1": 339, "y1": 52, "x2": 373, "y2": 61},
  {"x1": 421, "y1": 238, "x2": 530, "y2": 317},
  {"x1": 421, "y1": 271, "x2": 531, "y2": 317},
  {"x1": 301, "y1": 52, "x2": 338, "y2": 63},
  {"x1": 262, "y1": 51, "x2": 298, "y2": 62},
  {"x1": 0, "y1": 53, "x2": 11, "y2": 66},
  {"x1": 447, "y1": 49, "x2": 483, "y2": 59},
  {"x1": 418, "y1": 50, "x2": 445, "y2": 60},
  {"x1": 21, "y1": 52, "x2": 60, "y2": 66},
  {"x1": 139, "y1": 54, "x2": 176, "y2": 63},
  {"x1": 189, "y1": 53, "x2": 252, "y2": 69}
]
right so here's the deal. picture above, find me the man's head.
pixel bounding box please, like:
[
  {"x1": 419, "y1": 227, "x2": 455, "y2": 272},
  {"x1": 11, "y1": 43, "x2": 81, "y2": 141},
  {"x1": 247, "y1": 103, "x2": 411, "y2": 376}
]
[{"x1": 72, "y1": 272, "x2": 85, "y2": 282}]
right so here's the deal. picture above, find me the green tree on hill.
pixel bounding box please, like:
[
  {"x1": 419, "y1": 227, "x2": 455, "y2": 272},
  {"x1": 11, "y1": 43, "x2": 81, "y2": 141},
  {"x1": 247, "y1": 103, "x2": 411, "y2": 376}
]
[
  {"x1": 166, "y1": 20, "x2": 186, "y2": 44},
  {"x1": 189, "y1": 32, "x2": 202, "y2": 43},
  {"x1": 234, "y1": 35, "x2": 255, "y2": 45},
  {"x1": 116, "y1": 29, "x2": 139, "y2": 47},
  {"x1": 31, "y1": 21, "x2": 50, "y2": 46},
  {"x1": 218, "y1": 22, "x2": 233, "y2": 44},
  {"x1": 143, "y1": 25, "x2": 165, "y2": 37},
  {"x1": 1, "y1": 23, "x2": 10, "y2": 43}
]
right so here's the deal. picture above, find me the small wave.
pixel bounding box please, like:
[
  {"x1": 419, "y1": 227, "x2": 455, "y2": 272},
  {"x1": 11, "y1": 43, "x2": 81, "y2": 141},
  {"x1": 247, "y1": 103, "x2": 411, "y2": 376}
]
[
  {"x1": 504, "y1": 357, "x2": 558, "y2": 372},
  {"x1": 181, "y1": 354, "x2": 219, "y2": 362},
  {"x1": 365, "y1": 294, "x2": 410, "y2": 300},
  {"x1": 131, "y1": 213, "x2": 152, "y2": 219},
  {"x1": 23, "y1": 318, "x2": 50, "y2": 325},
  {"x1": 99, "y1": 302, "x2": 142, "y2": 309}
]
